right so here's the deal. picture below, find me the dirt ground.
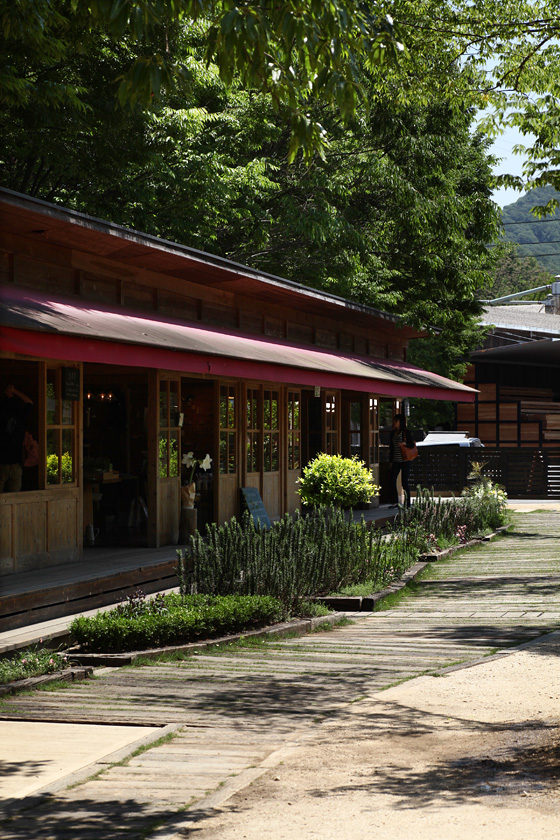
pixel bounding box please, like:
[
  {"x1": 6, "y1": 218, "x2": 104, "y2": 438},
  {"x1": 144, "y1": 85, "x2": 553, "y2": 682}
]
[{"x1": 186, "y1": 634, "x2": 560, "y2": 840}]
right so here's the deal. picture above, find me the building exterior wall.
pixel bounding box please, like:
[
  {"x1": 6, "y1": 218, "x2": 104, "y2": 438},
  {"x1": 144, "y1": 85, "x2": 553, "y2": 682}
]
[{"x1": 0, "y1": 212, "x2": 407, "y2": 574}]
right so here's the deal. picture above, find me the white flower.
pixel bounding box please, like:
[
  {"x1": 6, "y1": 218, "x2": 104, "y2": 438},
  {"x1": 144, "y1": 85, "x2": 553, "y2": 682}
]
[
  {"x1": 201, "y1": 454, "x2": 212, "y2": 471},
  {"x1": 182, "y1": 451, "x2": 195, "y2": 467}
]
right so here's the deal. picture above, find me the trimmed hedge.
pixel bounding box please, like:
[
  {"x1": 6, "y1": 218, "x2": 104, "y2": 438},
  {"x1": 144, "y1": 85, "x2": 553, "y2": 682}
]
[{"x1": 69, "y1": 593, "x2": 284, "y2": 653}]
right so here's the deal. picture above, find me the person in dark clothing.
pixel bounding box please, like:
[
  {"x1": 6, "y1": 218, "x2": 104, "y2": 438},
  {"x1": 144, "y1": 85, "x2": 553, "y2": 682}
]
[
  {"x1": 0, "y1": 384, "x2": 33, "y2": 492},
  {"x1": 388, "y1": 412, "x2": 415, "y2": 508}
]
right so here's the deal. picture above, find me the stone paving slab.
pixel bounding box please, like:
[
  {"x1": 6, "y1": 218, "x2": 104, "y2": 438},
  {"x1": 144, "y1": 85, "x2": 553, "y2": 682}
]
[{"x1": 0, "y1": 511, "x2": 559, "y2": 839}]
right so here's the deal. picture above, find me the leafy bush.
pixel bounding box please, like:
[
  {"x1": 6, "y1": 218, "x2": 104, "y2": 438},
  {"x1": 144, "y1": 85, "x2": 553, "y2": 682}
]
[
  {"x1": 46, "y1": 451, "x2": 73, "y2": 484},
  {"x1": 402, "y1": 483, "x2": 508, "y2": 541},
  {"x1": 297, "y1": 453, "x2": 379, "y2": 508},
  {"x1": 0, "y1": 646, "x2": 71, "y2": 684},
  {"x1": 69, "y1": 592, "x2": 284, "y2": 652},
  {"x1": 177, "y1": 508, "x2": 424, "y2": 611}
]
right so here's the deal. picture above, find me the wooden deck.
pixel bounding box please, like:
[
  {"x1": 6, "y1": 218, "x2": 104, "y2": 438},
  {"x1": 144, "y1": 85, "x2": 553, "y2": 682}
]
[{"x1": 0, "y1": 505, "x2": 397, "y2": 640}]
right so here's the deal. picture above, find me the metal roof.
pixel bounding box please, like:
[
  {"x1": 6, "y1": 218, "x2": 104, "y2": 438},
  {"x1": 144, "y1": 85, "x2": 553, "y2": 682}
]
[
  {"x1": 480, "y1": 304, "x2": 560, "y2": 336},
  {"x1": 471, "y1": 338, "x2": 560, "y2": 367},
  {"x1": 0, "y1": 286, "x2": 475, "y2": 401}
]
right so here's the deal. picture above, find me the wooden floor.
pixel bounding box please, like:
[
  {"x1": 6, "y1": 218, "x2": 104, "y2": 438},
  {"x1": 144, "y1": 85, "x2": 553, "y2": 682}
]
[
  {"x1": 1, "y1": 512, "x2": 559, "y2": 839},
  {"x1": 0, "y1": 506, "x2": 398, "y2": 641}
]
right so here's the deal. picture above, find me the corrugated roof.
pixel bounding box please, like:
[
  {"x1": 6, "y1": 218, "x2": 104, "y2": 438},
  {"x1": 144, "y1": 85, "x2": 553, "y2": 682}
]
[
  {"x1": 480, "y1": 304, "x2": 560, "y2": 336},
  {"x1": 0, "y1": 287, "x2": 475, "y2": 401}
]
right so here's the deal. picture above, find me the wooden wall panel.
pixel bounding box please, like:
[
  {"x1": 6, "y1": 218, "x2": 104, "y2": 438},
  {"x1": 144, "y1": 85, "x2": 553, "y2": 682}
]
[
  {"x1": 48, "y1": 497, "x2": 79, "y2": 550},
  {"x1": 14, "y1": 255, "x2": 76, "y2": 294},
  {"x1": 286, "y1": 471, "x2": 301, "y2": 514},
  {"x1": 158, "y1": 481, "x2": 180, "y2": 546},
  {"x1": 263, "y1": 474, "x2": 281, "y2": 519},
  {"x1": 218, "y1": 475, "x2": 238, "y2": 524},
  {"x1": 15, "y1": 499, "x2": 47, "y2": 557},
  {"x1": 0, "y1": 505, "x2": 14, "y2": 574}
]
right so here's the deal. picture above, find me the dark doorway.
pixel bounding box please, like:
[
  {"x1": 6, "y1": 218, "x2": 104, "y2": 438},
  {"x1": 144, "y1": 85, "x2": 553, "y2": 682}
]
[{"x1": 83, "y1": 369, "x2": 148, "y2": 547}]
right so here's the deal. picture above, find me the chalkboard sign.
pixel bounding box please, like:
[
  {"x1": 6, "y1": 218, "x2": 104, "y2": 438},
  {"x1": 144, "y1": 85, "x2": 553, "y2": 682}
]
[
  {"x1": 241, "y1": 487, "x2": 271, "y2": 529},
  {"x1": 62, "y1": 367, "x2": 81, "y2": 401}
]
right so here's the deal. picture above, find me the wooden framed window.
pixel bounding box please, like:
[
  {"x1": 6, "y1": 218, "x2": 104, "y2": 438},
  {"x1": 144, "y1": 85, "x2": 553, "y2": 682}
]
[
  {"x1": 246, "y1": 387, "x2": 261, "y2": 474},
  {"x1": 46, "y1": 367, "x2": 78, "y2": 486},
  {"x1": 349, "y1": 400, "x2": 362, "y2": 459},
  {"x1": 324, "y1": 392, "x2": 339, "y2": 455},
  {"x1": 263, "y1": 390, "x2": 279, "y2": 472},
  {"x1": 158, "y1": 379, "x2": 180, "y2": 478},
  {"x1": 287, "y1": 390, "x2": 301, "y2": 470},
  {"x1": 219, "y1": 384, "x2": 237, "y2": 474},
  {"x1": 369, "y1": 397, "x2": 379, "y2": 466}
]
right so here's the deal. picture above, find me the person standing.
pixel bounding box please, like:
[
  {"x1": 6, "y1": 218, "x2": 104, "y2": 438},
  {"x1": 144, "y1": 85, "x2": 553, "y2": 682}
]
[
  {"x1": 388, "y1": 412, "x2": 415, "y2": 508},
  {"x1": 0, "y1": 384, "x2": 33, "y2": 492}
]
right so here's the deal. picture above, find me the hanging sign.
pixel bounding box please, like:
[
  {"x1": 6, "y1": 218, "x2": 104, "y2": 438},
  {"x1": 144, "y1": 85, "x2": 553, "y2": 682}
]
[{"x1": 62, "y1": 367, "x2": 81, "y2": 401}]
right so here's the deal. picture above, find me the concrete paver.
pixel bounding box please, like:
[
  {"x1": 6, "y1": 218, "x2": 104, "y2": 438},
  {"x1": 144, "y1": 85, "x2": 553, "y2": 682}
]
[
  {"x1": 0, "y1": 722, "x2": 161, "y2": 800},
  {"x1": 0, "y1": 510, "x2": 559, "y2": 839}
]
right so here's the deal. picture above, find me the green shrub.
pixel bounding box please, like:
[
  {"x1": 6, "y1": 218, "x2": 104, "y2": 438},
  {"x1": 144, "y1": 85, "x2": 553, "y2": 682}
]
[
  {"x1": 297, "y1": 453, "x2": 379, "y2": 508},
  {"x1": 69, "y1": 592, "x2": 285, "y2": 652},
  {"x1": 178, "y1": 508, "x2": 424, "y2": 611},
  {"x1": 402, "y1": 483, "x2": 508, "y2": 540}
]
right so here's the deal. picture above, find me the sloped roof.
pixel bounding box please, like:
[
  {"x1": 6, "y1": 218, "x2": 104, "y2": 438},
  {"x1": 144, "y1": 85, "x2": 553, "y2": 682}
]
[{"x1": 480, "y1": 304, "x2": 560, "y2": 336}]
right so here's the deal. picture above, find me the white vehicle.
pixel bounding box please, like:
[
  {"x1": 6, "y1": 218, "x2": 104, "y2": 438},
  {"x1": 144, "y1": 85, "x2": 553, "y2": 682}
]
[{"x1": 416, "y1": 431, "x2": 484, "y2": 448}]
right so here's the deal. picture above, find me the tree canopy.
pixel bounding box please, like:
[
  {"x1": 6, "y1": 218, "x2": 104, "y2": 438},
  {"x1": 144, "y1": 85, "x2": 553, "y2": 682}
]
[{"x1": 2, "y1": 0, "x2": 560, "y2": 173}]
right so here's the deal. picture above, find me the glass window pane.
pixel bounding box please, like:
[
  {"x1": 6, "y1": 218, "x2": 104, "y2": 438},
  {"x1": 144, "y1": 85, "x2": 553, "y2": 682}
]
[
  {"x1": 271, "y1": 433, "x2": 279, "y2": 472},
  {"x1": 159, "y1": 385, "x2": 168, "y2": 428},
  {"x1": 169, "y1": 383, "x2": 179, "y2": 420},
  {"x1": 47, "y1": 373, "x2": 58, "y2": 425},
  {"x1": 62, "y1": 399, "x2": 73, "y2": 425},
  {"x1": 220, "y1": 431, "x2": 227, "y2": 474},
  {"x1": 61, "y1": 429, "x2": 74, "y2": 483},
  {"x1": 228, "y1": 432, "x2": 236, "y2": 473},
  {"x1": 220, "y1": 387, "x2": 227, "y2": 427},
  {"x1": 293, "y1": 432, "x2": 300, "y2": 470},
  {"x1": 228, "y1": 394, "x2": 235, "y2": 428},
  {"x1": 46, "y1": 429, "x2": 59, "y2": 484},
  {"x1": 159, "y1": 432, "x2": 168, "y2": 478},
  {"x1": 169, "y1": 431, "x2": 179, "y2": 477}
]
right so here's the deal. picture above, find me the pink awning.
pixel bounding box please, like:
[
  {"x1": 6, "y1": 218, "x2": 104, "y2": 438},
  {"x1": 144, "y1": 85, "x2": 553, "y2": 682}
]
[{"x1": 0, "y1": 288, "x2": 475, "y2": 401}]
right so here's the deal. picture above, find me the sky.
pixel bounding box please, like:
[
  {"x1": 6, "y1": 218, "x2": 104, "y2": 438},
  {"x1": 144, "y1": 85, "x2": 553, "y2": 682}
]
[{"x1": 487, "y1": 123, "x2": 530, "y2": 209}]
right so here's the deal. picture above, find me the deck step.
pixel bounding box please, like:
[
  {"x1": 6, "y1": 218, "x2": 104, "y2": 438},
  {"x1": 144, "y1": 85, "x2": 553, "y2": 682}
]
[{"x1": 0, "y1": 559, "x2": 178, "y2": 633}]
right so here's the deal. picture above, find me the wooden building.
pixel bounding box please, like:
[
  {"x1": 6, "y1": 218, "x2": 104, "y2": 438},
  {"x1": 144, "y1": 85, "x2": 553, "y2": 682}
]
[
  {"x1": 457, "y1": 303, "x2": 560, "y2": 448},
  {"x1": 0, "y1": 189, "x2": 475, "y2": 575}
]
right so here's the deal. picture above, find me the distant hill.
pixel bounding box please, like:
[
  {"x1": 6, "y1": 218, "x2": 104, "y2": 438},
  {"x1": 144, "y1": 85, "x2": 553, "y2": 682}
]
[{"x1": 501, "y1": 186, "x2": 560, "y2": 275}]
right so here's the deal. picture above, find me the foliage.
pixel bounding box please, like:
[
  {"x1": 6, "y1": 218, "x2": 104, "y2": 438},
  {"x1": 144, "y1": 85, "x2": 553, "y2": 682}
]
[
  {"x1": 297, "y1": 454, "x2": 379, "y2": 508},
  {"x1": 46, "y1": 452, "x2": 73, "y2": 484},
  {"x1": 462, "y1": 461, "x2": 509, "y2": 519},
  {"x1": 0, "y1": 15, "x2": 502, "y2": 351},
  {"x1": 177, "y1": 508, "x2": 424, "y2": 610},
  {"x1": 482, "y1": 244, "x2": 554, "y2": 300},
  {"x1": 69, "y1": 592, "x2": 284, "y2": 652},
  {"x1": 0, "y1": 646, "x2": 71, "y2": 685},
  {"x1": 5, "y1": 0, "x2": 560, "y2": 178},
  {"x1": 497, "y1": 187, "x2": 560, "y2": 275},
  {"x1": 402, "y1": 483, "x2": 508, "y2": 542}
]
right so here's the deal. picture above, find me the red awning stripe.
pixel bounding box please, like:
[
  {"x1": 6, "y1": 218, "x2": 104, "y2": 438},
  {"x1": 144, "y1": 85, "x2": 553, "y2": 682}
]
[
  {"x1": 0, "y1": 326, "x2": 474, "y2": 402},
  {"x1": 0, "y1": 288, "x2": 476, "y2": 402}
]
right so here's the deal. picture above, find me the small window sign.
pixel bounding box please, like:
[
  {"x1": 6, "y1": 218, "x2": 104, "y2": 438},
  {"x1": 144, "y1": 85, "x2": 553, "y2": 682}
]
[
  {"x1": 62, "y1": 367, "x2": 81, "y2": 401},
  {"x1": 241, "y1": 487, "x2": 271, "y2": 529}
]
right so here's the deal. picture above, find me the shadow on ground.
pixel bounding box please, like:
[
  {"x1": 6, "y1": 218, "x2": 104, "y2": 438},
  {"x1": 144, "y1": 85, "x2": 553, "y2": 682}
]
[{"x1": 0, "y1": 795, "x2": 182, "y2": 839}]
